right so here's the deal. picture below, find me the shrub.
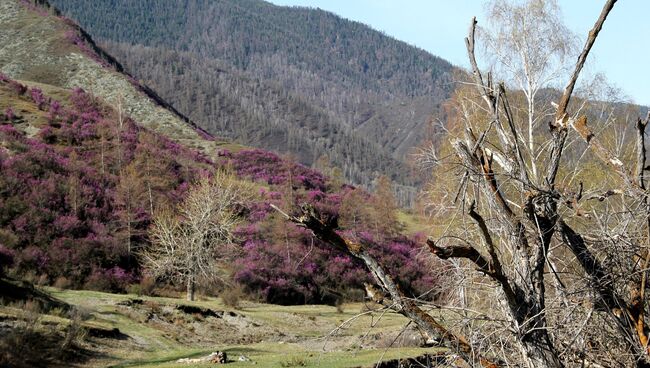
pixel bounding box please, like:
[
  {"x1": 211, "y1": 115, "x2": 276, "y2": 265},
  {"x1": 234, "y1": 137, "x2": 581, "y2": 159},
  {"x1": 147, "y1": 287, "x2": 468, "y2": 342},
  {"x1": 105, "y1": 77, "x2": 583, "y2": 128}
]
[
  {"x1": 226, "y1": 149, "x2": 326, "y2": 190},
  {"x1": 280, "y1": 357, "x2": 307, "y2": 367},
  {"x1": 139, "y1": 275, "x2": 157, "y2": 296},
  {"x1": 84, "y1": 267, "x2": 135, "y2": 292},
  {"x1": 30, "y1": 88, "x2": 46, "y2": 110},
  {"x1": 221, "y1": 285, "x2": 244, "y2": 309},
  {"x1": 0, "y1": 245, "x2": 15, "y2": 277},
  {"x1": 48, "y1": 100, "x2": 61, "y2": 123},
  {"x1": 335, "y1": 299, "x2": 344, "y2": 314},
  {"x1": 8, "y1": 80, "x2": 26, "y2": 95},
  {"x1": 3, "y1": 107, "x2": 15, "y2": 122},
  {"x1": 53, "y1": 276, "x2": 71, "y2": 289}
]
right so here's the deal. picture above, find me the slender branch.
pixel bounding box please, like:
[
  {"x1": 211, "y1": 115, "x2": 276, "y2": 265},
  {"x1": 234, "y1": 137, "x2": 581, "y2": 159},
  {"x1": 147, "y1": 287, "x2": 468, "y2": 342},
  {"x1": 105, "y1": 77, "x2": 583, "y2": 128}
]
[
  {"x1": 554, "y1": 0, "x2": 617, "y2": 124},
  {"x1": 635, "y1": 112, "x2": 650, "y2": 351},
  {"x1": 547, "y1": 0, "x2": 617, "y2": 186},
  {"x1": 636, "y1": 113, "x2": 649, "y2": 190},
  {"x1": 498, "y1": 83, "x2": 531, "y2": 185},
  {"x1": 270, "y1": 203, "x2": 499, "y2": 367},
  {"x1": 571, "y1": 115, "x2": 634, "y2": 189}
]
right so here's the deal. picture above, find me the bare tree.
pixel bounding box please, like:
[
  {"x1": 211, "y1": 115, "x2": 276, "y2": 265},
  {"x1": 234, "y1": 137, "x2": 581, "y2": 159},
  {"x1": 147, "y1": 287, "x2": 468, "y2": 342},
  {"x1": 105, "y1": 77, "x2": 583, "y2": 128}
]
[
  {"x1": 480, "y1": 0, "x2": 577, "y2": 181},
  {"x1": 141, "y1": 171, "x2": 254, "y2": 301},
  {"x1": 272, "y1": 0, "x2": 650, "y2": 367},
  {"x1": 429, "y1": 0, "x2": 650, "y2": 366}
]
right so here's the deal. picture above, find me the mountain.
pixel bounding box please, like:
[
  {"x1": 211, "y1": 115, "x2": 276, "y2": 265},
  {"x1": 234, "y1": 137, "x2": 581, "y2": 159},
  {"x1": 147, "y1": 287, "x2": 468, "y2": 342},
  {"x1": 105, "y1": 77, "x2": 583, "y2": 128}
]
[
  {"x1": 46, "y1": 0, "x2": 457, "y2": 197},
  {"x1": 0, "y1": 0, "x2": 439, "y2": 306},
  {"x1": 0, "y1": 0, "x2": 224, "y2": 155}
]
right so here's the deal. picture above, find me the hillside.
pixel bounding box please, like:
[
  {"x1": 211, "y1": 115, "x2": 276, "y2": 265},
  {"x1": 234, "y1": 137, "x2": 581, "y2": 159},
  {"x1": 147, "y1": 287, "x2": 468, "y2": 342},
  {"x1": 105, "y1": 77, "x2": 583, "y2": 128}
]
[
  {"x1": 0, "y1": 3, "x2": 450, "y2": 364},
  {"x1": 0, "y1": 0, "x2": 227, "y2": 156},
  {"x1": 47, "y1": 0, "x2": 457, "y2": 194},
  {"x1": 0, "y1": 0, "x2": 441, "y2": 304}
]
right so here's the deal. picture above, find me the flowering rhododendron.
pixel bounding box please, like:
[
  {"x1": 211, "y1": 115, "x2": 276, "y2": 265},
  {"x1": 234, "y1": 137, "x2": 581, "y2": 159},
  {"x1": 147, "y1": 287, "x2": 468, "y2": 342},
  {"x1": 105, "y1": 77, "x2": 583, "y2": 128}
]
[
  {"x1": 30, "y1": 87, "x2": 46, "y2": 110},
  {"x1": 226, "y1": 149, "x2": 327, "y2": 190},
  {"x1": 4, "y1": 108, "x2": 15, "y2": 122},
  {"x1": 0, "y1": 74, "x2": 446, "y2": 301},
  {"x1": 0, "y1": 77, "x2": 212, "y2": 290}
]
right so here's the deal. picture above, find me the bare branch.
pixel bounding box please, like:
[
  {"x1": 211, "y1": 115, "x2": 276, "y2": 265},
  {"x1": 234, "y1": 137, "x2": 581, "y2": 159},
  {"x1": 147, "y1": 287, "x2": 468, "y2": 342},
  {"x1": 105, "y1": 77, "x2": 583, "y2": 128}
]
[
  {"x1": 554, "y1": 0, "x2": 617, "y2": 125},
  {"x1": 547, "y1": 0, "x2": 617, "y2": 187},
  {"x1": 271, "y1": 203, "x2": 499, "y2": 367}
]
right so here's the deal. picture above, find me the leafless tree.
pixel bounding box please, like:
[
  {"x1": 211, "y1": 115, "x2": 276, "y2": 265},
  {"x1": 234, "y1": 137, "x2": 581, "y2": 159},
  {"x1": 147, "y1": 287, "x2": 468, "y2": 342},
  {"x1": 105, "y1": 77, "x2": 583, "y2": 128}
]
[
  {"x1": 273, "y1": 0, "x2": 650, "y2": 367},
  {"x1": 141, "y1": 171, "x2": 254, "y2": 301},
  {"x1": 480, "y1": 0, "x2": 577, "y2": 181}
]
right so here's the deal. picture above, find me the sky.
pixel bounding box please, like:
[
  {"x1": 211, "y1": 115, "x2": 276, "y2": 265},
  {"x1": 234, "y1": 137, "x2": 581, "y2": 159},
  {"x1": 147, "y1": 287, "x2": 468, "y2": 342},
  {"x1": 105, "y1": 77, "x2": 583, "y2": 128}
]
[{"x1": 267, "y1": 0, "x2": 649, "y2": 107}]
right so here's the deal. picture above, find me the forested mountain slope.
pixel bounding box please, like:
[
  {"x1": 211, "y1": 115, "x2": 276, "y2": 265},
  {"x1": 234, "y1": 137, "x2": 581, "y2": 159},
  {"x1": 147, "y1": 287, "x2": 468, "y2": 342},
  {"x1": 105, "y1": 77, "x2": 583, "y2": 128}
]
[{"x1": 48, "y1": 0, "x2": 457, "y2": 192}]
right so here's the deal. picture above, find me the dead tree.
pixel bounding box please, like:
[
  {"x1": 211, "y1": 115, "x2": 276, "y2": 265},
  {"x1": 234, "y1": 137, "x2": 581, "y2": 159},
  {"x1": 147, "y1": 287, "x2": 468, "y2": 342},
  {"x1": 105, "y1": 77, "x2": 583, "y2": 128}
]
[
  {"x1": 272, "y1": 203, "x2": 499, "y2": 367},
  {"x1": 275, "y1": 0, "x2": 650, "y2": 366},
  {"x1": 429, "y1": 0, "x2": 650, "y2": 366},
  {"x1": 142, "y1": 172, "x2": 253, "y2": 301}
]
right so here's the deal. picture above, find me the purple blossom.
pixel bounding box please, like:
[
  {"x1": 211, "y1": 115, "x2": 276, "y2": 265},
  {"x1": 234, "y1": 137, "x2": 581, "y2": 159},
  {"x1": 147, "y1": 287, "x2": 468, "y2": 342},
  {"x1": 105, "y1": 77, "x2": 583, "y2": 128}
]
[
  {"x1": 30, "y1": 88, "x2": 46, "y2": 110},
  {"x1": 53, "y1": 215, "x2": 80, "y2": 233},
  {"x1": 4, "y1": 108, "x2": 15, "y2": 121}
]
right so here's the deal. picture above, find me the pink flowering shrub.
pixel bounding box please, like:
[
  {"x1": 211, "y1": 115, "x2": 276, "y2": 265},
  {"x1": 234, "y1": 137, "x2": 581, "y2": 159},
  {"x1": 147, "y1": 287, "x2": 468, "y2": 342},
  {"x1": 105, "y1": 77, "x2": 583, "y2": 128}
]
[
  {"x1": 30, "y1": 87, "x2": 47, "y2": 110},
  {"x1": 232, "y1": 208, "x2": 441, "y2": 304},
  {"x1": 232, "y1": 221, "x2": 365, "y2": 304},
  {"x1": 3, "y1": 108, "x2": 14, "y2": 122},
  {"x1": 225, "y1": 149, "x2": 326, "y2": 190},
  {"x1": 85, "y1": 266, "x2": 136, "y2": 292},
  {"x1": 45, "y1": 100, "x2": 62, "y2": 126},
  {"x1": 0, "y1": 80, "x2": 212, "y2": 290}
]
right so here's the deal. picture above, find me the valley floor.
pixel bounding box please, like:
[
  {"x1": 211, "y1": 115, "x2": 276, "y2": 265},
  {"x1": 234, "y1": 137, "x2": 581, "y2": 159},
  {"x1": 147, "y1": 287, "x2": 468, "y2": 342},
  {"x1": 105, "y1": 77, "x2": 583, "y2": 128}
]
[{"x1": 1, "y1": 284, "x2": 443, "y2": 367}]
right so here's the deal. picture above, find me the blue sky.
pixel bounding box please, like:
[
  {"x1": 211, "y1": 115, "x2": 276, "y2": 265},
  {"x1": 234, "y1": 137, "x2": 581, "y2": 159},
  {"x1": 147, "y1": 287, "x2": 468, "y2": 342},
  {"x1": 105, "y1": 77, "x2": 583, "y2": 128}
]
[{"x1": 267, "y1": 0, "x2": 649, "y2": 106}]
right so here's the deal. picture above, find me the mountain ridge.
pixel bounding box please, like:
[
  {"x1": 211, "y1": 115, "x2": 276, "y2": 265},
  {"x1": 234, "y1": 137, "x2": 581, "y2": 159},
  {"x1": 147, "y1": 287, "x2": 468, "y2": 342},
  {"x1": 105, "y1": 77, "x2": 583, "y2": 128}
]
[
  {"x1": 47, "y1": 0, "x2": 458, "y2": 196},
  {"x1": 0, "y1": 0, "x2": 223, "y2": 156}
]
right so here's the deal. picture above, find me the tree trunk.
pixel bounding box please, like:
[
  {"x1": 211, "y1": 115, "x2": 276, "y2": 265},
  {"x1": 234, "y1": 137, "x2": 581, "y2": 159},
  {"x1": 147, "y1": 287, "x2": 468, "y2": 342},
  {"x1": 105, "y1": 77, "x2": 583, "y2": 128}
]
[
  {"x1": 186, "y1": 277, "x2": 195, "y2": 301},
  {"x1": 519, "y1": 330, "x2": 564, "y2": 368},
  {"x1": 272, "y1": 204, "x2": 499, "y2": 367}
]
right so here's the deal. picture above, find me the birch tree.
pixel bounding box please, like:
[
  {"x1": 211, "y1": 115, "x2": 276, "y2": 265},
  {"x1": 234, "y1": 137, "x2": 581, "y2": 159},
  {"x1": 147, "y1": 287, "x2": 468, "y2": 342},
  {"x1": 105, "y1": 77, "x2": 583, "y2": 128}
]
[{"x1": 480, "y1": 0, "x2": 576, "y2": 180}]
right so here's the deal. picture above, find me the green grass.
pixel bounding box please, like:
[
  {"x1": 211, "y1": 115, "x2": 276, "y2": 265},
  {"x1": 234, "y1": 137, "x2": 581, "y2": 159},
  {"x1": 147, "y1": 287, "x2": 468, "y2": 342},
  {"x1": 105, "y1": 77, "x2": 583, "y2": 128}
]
[
  {"x1": 112, "y1": 345, "x2": 434, "y2": 368},
  {"x1": 23, "y1": 288, "x2": 442, "y2": 368},
  {"x1": 397, "y1": 210, "x2": 429, "y2": 235}
]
